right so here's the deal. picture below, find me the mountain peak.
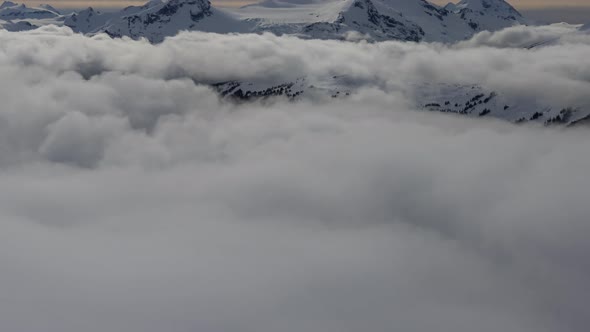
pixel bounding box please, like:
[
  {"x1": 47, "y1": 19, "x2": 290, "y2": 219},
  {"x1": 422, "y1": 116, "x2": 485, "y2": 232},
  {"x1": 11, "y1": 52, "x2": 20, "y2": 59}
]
[
  {"x1": 455, "y1": 0, "x2": 522, "y2": 16},
  {"x1": 102, "y1": 0, "x2": 250, "y2": 43},
  {"x1": 0, "y1": 1, "x2": 17, "y2": 9},
  {"x1": 450, "y1": 0, "x2": 526, "y2": 32},
  {"x1": 0, "y1": 1, "x2": 60, "y2": 19},
  {"x1": 64, "y1": 6, "x2": 113, "y2": 34},
  {"x1": 0, "y1": 0, "x2": 531, "y2": 44},
  {"x1": 38, "y1": 3, "x2": 60, "y2": 14},
  {"x1": 335, "y1": 0, "x2": 424, "y2": 41}
]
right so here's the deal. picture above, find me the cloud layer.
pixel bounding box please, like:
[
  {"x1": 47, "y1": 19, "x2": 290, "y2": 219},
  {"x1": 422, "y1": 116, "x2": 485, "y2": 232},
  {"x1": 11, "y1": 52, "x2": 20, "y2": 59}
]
[{"x1": 0, "y1": 25, "x2": 589, "y2": 332}]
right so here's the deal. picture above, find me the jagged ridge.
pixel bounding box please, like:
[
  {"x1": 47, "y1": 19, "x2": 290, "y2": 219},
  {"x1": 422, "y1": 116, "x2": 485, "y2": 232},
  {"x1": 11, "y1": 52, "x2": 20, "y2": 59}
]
[{"x1": 0, "y1": 0, "x2": 529, "y2": 43}]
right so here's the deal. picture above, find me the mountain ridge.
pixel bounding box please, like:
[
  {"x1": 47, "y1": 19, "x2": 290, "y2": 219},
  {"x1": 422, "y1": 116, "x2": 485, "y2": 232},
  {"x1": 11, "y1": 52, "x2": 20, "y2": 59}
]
[
  {"x1": 0, "y1": 0, "x2": 529, "y2": 43},
  {"x1": 0, "y1": 0, "x2": 59, "y2": 19}
]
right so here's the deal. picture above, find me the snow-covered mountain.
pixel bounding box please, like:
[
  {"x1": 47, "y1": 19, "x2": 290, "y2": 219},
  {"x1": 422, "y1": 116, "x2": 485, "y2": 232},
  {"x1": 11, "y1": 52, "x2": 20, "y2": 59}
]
[
  {"x1": 0, "y1": 0, "x2": 529, "y2": 43},
  {"x1": 0, "y1": 1, "x2": 59, "y2": 19},
  {"x1": 102, "y1": 0, "x2": 252, "y2": 43},
  {"x1": 237, "y1": 0, "x2": 424, "y2": 41},
  {"x1": 447, "y1": 0, "x2": 527, "y2": 32},
  {"x1": 321, "y1": 0, "x2": 424, "y2": 41},
  {"x1": 64, "y1": 1, "x2": 177, "y2": 34},
  {"x1": 99, "y1": 0, "x2": 528, "y2": 42},
  {"x1": 252, "y1": 0, "x2": 425, "y2": 41},
  {"x1": 2, "y1": 0, "x2": 580, "y2": 126},
  {"x1": 0, "y1": 18, "x2": 36, "y2": 30},
  {"x1": 214, "y1": 77, "x2": 590, "y2": 126},
  {"x1": 236, "y1": 0, "x2": 528, "y2": 42},
  {"x1": 38, "y1": 4, "x2": 59, "y2": 14},
  {"x1": 64, "y1": 7, "x2": 115, "y2": 33}
]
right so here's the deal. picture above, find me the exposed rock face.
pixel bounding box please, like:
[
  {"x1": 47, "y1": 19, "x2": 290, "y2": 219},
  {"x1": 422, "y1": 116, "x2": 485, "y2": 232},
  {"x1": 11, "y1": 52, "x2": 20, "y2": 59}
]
[
  {"x1": 213, "y1": 78, "x2": 589, "y2": 127},
  {"x1": 0, "y1": 0, "x2": 529, "y2": 44},
  {"x1": 0, "y1": 1, "x2": 59, "y2": 19},
  {"x1": 0, "y1": 19, "x2": 36, "y2": 31},
  {"x1": 64, "y1": 7, "x2": 114, "y2": 34},
  {"x1": 239, "y1": 0, "x2": 527, "y2": 43},
  {"x1": 451, "y1": 0, "x2": 528, "y2": 32},
  {"x1": 300, "y1": 0, "x2": 425, "y2": 41},
  {"x1": 102, "y1": 0, "x2": 251, "y2": 43}
]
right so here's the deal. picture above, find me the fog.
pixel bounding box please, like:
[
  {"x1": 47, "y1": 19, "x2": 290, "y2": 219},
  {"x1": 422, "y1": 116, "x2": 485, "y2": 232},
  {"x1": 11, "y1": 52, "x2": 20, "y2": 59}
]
[{"x1": 0, "y1": 25, "x2": 589, "y2": 332}]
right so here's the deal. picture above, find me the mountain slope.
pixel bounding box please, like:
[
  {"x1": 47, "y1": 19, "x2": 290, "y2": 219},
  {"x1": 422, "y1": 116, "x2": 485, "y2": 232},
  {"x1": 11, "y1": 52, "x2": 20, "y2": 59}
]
[
  {"x1": 102, "y1": 0, "x2": 252, "y2": 43},
  {"x1": 371, "y1": 0, "x2": 473, "y2": 42},
  {"x1": 38, "y1": 4, "x2": 60, "y2": 14},
  {"x1": 0, "y1": 1, "x2": 59, "y2": 19},
  {"x1": 450, "y1": 0, "x2": 528, "y2": 32},
  {"x1": 64, "y1": 7, "x2": 116, "y2": 33},
  {"x1": 214, "y1": 77, "x2": 589, "y2": 127},
  {"x1": 293, "y1": 0, "x2": 425, "y2": 41},
  {"x1": 0, "y1": 0, "x2": 529, "y2": 44},
  {"x1": 234, "y1": 0, "x2": 528, "y2": 42},
  {"x1": 0, "y1": 18, "x2": 36, "y2": 31}
]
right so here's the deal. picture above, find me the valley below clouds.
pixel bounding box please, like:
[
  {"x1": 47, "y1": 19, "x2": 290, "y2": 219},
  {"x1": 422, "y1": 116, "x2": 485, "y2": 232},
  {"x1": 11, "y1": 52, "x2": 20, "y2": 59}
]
[{"x1": 1, "y1": 24, "x2": 590, "y2": 332}]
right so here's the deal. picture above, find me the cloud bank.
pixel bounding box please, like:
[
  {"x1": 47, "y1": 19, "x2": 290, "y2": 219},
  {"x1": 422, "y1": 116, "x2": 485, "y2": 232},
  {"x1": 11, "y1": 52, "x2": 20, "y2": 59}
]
[{"x1": 0, "y1": 25, "x2": 589, "y2": 332}]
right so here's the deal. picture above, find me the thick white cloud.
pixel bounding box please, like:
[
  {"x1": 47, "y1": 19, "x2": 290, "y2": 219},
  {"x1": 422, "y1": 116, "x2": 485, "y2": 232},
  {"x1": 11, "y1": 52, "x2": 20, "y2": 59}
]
[
  {"x1": 456, "y1": 23, "x2": 582, "y2": 48},
  {"x1": 0, "y1": 25, "x2": 589, "y2": 332}
]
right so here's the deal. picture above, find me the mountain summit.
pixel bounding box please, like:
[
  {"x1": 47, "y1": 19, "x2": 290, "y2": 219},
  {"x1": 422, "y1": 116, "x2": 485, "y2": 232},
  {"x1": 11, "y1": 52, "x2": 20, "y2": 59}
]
[
  {"x1": 235, "y1": 0, "x2": 528, "y2": 42},
  {"x1": 102, "y1": 0, "x2": 252, "y2": 42},
  {"x1": 0, "y1": 0, "x2": 529, "y2": 43},
  {"x1": 0, "y1": 0, "x2": 59, "y2": 19}
]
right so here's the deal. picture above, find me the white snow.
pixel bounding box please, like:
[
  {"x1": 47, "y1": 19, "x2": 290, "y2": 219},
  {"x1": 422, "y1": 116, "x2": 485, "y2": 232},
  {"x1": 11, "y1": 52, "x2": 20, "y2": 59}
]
[
  {"x1": 0, "y1": 1, "x2": 59, "y2": 19},
  {"x1": 0, "y1": 0, "x2": 530, "y2": 43},
  {"x1": 0, "y1": 18, "x2": 36, "y2": 31},
  {"x1": 102, "y1": 0, "x2": 253, "y2": 43},
  {"x1": 234, "y1": 0, "x2": 351, "y2": 24},
  {"x1": 230, "y1": 0, "x2": 528, "y2": 42},
  {"x1": 64, "y1": 8, "x2": 116, "y2": 34}
]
